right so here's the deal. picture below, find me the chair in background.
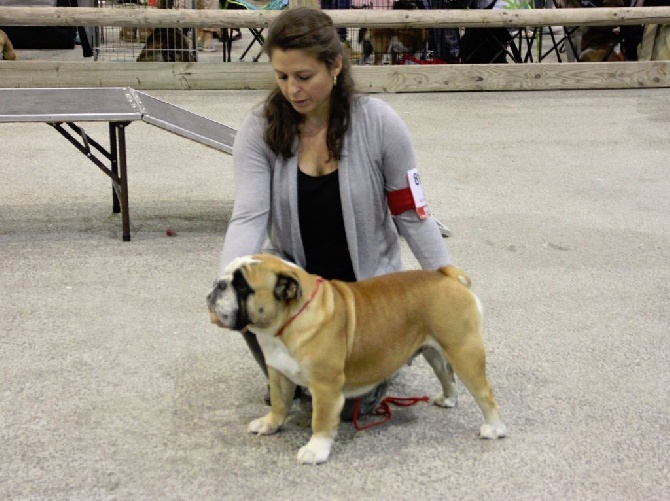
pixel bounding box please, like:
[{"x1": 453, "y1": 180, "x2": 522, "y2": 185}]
[
  {"x1": 532, "y1": 25, "x2": 581, "y2": 62},
  {"x1": 458, "y1": 0, "x2": 584, "y2": 64},
  {"x1": 550, "y1": 0, "x2": 632, "y2": 62},
  {"x1": 458, "y1": 0, "x2": 517, "y2": 63},
  {"x1": 219, "y1": 0, "x2": 288, "y2": 62},
  {"x1": 496, "y1": 0, "x2": 581, "y2": 63}
]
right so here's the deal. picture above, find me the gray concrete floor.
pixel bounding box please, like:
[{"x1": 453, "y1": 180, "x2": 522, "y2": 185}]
[{"x1": 1, "y1": 41, "x2": 669, "y2": 499}]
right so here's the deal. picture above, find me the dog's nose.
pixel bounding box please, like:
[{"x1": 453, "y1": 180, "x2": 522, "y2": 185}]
[
  {"x1": 209, "y1": 279, "x2": 228, "y2": 291},
  {"x1": 207, "y1": 279, "x2": 228, "y2": 307}
]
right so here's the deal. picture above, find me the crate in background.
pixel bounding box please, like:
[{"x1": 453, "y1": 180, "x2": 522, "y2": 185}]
[{"x1": 93, "y1": 0, "x2": 198, "y2": 62}]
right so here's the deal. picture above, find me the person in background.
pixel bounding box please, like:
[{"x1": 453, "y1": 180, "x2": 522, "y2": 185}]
[
  {"x1": 320, "y1": 0, "x2": 351, "y2": 42},
  {"x1": 218, "y1": 6, "x2": 453, "y2": 419},
  {"x1": 429, "y1": 0, "x2": 463, "y2": 63},
  {"x1": 197, "y1": 0, "x2": 219, "y2": 51}
]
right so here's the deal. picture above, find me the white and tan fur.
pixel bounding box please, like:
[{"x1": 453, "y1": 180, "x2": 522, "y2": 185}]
[
  {"x1": 365, "y1": 28, "x2": 428, "y2": 65},
  {"x1": 208, "y1": 254, "x2": 506, "y2": 464},
  {"x1": 362, "y1": 0, "x2": 428, "y2": 65}
]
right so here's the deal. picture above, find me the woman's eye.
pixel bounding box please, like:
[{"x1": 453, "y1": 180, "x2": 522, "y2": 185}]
[{"x1": 276, "y1": 74, "x2": 310, "y2": 82}]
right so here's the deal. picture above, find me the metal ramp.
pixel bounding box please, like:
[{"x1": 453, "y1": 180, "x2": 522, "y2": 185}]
[
  {"x1": 0, "y1": 87, "x2": 236, "y2": 241},
  {"x1": 132, "y1": 90, "x2": 235, "y2": 154}
]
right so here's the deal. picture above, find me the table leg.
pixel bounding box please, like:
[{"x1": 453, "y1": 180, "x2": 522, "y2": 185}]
[
  {"x1": 115, "y1": 123, "x2": 131, "y2": 242},
  {"x1": 109, "y1": 122, "x2": 120, "y2": 214}
]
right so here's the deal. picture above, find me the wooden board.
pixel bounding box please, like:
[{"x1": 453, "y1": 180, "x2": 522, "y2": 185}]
[{"x1": 1, "y1": 61, "x2": 669, "y2": 92}]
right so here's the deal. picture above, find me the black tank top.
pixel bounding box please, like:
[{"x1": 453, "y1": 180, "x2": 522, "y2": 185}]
[{"x1": 297, "y1": 168, "x2": 356, "y2": 282}]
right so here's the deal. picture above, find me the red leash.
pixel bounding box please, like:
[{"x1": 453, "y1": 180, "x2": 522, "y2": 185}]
[{"x1": 352, "y1": 396, "x2": 431, "y2": 431}]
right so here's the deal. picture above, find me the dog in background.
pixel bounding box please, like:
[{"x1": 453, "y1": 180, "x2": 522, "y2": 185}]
[
  {"x1": 579, "y1": 27, "x2": 625, "y2": 62},
  {"x1": 137, "y1": 28, "x2": 195, "y2": 62},
  {"x1": 556, "y1": 0, "x2": 625, "y2": 62},
  {"x1": 119, "y1": 26, "x2": 153, "y2": 43},
  {"x1": 360, "y1": 0, "x2": 428, "y2": 65},
  {"x1": 0, "y1": 29, "x2": 16, "y2": 61}
]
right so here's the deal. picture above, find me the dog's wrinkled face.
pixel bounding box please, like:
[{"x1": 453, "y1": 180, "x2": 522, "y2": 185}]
[{"x1": 207, "y1": 256, "x2": 302, "y2": 331}]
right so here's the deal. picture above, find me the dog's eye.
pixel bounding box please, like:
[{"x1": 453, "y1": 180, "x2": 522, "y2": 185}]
[{"x1": 232, "y1": 269, "x2": 253, "y2": 296}]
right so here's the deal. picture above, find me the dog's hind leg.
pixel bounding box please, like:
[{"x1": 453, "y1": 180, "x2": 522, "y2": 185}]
[
  {"x1": 444, "y1": 341, "x2": 507, "y2": 439},
  {"x1": 422, "y1": 345, "x2": 458, "y2": 408}
]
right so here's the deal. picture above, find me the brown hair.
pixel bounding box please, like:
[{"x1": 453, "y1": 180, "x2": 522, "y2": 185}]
[{"x1": 262, "y1": 7, "x2": 355, "y2": 160}]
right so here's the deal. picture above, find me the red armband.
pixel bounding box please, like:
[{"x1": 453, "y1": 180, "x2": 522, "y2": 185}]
[
  {"x1": 386, "y1": 187, "x2": 415, "y2": 216},
  {"x1": 386, "y1": 168, "x2": 430, "y2": 219}
]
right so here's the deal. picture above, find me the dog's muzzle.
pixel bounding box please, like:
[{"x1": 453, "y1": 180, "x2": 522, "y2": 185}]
[{"x1": 207, "y1": 279, "x2": 235, "y2": 328}]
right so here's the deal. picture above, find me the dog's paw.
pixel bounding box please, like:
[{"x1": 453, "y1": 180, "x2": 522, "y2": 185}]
[
  {"x1": 296, "y1": 436, "x2": 333, "y2": 465},
  {"x1": 479, "y1": 422, "x2": 507, "y2": 439},
  {"x1": 247, "y1": 415, "x2": 281, "y2": 435},
  {"x1": 432, "y1": 392, "x2": 458, "y2": 408}
]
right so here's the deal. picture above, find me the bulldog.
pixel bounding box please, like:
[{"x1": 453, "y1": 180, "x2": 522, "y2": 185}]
[{"x1": 207, "y1": 254, "x2": 506, "y2": 464}]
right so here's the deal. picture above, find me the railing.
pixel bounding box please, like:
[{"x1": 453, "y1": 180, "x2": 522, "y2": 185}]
[
  {"x1": 2, "y1": 7, "x2": 670, "y2": 28},
  {"x1": 1, "y1": 6, "x2": 669, "y2": 92}
]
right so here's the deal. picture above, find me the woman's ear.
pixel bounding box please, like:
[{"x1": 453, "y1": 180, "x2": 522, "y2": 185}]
[{"x1": 333, "y1": 54, "x2": 343, "y2": 79}]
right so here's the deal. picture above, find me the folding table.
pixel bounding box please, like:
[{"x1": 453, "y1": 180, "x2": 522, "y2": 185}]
[{"x1": 0, "y1": 87, "x2": 235, "y2": 241}]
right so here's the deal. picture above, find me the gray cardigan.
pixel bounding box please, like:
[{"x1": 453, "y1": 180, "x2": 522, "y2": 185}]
[{"x1": 219, "y1": 95, "x2": 450, "y2": 278}]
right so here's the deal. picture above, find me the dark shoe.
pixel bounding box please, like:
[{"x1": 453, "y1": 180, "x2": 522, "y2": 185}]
[
  {"x1": 340, "y1": 381, "x2": 389, "y2": 422},
  {"x1": 264, "y1": 382, "x2": 389, "y2": 422},
  {"x1": 292, "y1": 384, "x2": 389, "y2": 421}
]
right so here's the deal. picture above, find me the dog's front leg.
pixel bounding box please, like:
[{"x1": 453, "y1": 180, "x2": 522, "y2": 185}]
[
  {"x1": 248, "y1": 368, "x2": 295, "y2": 435},
  {"x1": 296, "y1": 382, "x2": 344, "y2": 465}
]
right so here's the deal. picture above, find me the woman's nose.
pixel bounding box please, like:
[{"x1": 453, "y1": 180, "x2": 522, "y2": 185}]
[{"x1": 288, "y1": 78, "x2": 301, "y2": 95}]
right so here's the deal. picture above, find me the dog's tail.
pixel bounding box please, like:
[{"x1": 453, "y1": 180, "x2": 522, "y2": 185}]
[{"x1": 438, "y1": 265, "x2": 471, "y2": 288}]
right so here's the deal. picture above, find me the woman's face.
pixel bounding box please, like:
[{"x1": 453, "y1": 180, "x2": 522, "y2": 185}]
[{"x1": 270, "y1": 48, "x2": 342, "y2": 120}]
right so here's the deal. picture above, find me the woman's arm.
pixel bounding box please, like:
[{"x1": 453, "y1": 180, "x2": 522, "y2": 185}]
[
  {"x1": 377, "y1": 100, "x2": 451, "y2": 270},
  {"x1": 219, "y1": 111, "x2": 274, "y2": 275}
]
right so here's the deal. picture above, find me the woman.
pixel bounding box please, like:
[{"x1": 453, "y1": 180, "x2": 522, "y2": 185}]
[{"x1": 219, "y1": 7, "x2": 451, "y2": 418}]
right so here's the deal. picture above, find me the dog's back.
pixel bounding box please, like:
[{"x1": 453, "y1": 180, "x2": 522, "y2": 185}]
[
  {"x1": 333, "y1": 267, "x2": 481, "y2": 373},
  {"x1": 341, "y1": 266, "x2": 475, "y2": 318}
]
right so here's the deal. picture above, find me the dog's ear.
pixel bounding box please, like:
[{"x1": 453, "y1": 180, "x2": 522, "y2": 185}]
[{"x1": 274, "y1": 273, "x2": 302, "y2": 302}]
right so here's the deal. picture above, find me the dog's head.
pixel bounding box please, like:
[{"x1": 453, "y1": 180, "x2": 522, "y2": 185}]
[
  {"x1": 0, "y1": 29, "x2": 17, "y2": 61},
  {"x1": 207, "y1": 255, "x2": 303, "y2": 332}
]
